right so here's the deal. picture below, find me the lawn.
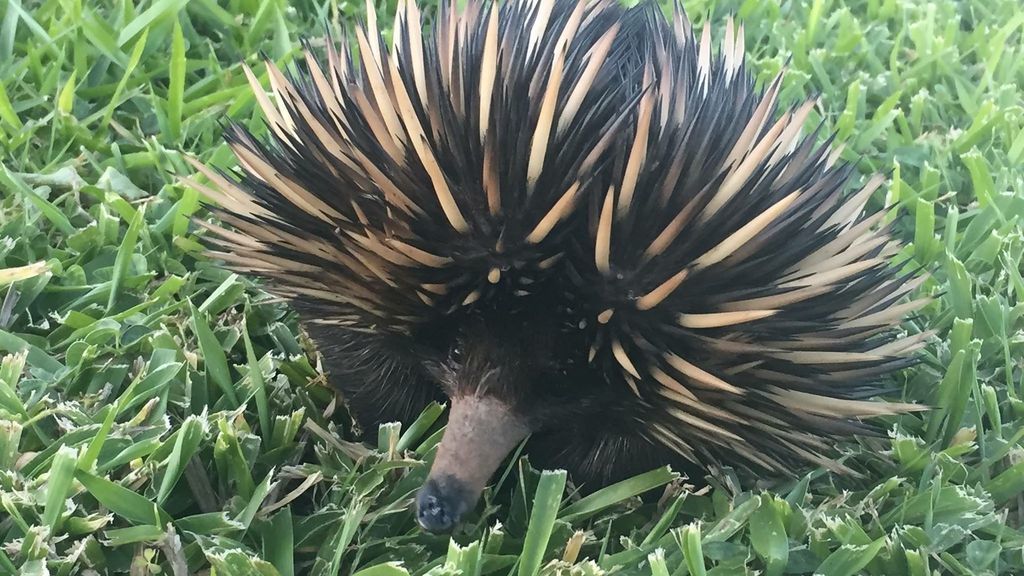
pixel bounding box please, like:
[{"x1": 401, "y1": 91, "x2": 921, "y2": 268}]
[{"x1": 1, "y1": 0, "x2": 1023, "y2": 574}]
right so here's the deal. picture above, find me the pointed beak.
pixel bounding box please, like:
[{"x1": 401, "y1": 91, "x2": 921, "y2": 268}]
[{"x1": 416, "y1": 395, "x2": 529, "y2": 533}]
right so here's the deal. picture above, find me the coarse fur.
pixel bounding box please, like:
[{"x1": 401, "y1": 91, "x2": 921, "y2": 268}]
[{"x1": 186, "y1": 0, "x2": 930, "y2": 491}]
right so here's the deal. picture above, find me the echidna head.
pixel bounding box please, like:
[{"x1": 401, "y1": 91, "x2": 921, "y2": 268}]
[
  {"x1": 413, "y1": 314, "x2": 548, "y2": 532},
  {"x1": 405, "y1": 301, "x2": 633, "y2": 532},
  {"x1": 192, "y1": 0, "x2": 929, "y2": 534}
]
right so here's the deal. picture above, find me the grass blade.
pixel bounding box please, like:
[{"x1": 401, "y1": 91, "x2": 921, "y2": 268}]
[
  {"x1": 0, "y1": 261, "x2": 48, "y2": 287},
  {"x1": 156, "y1": 414, "x2": 207, "y2": 505},
  {"x1": 518, "y1": 469, "x2": 566, "y2": 576},
  {"x1": 41, "y1": 445, "x2": 78, "y2": 533},
  {"x1": 814, "y1": 538, "x2": 885, "y2": 576},
  {"x1": 559, "y1": 466, "x2": 676, "y2": 522},
  {"x1": 674, "y1": 523, "x2": 706, "y2": 576},
  {"x1": 190, "y1": 301, "x2": 239, "y2": 407},
  {"x1": 263, "y1": 508, "x2": 295, "y2": 576},
  {"x1": 76, "y1": 470, "x2": 170, "y2": 526},
  {"x1": 242, "y1": 305, "x2": 271, "y2": 436},
  {"x1": 117, "y1": 0, "x2": 187, "y2": 46},
  {"x1": 106, "y1": 203, "x2": 146, "y2": 312},
  {"x1": 100, "y1": 29, "x2": 148, "y2": 129},
  {"x1": 749, "y1": 495, "x2": 789, "y2": 576},
  {"x1": 168, "y1": 18, "x2": 185, "y2": 140}
]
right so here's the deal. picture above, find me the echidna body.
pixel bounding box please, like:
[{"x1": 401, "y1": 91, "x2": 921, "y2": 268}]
[{"x1": 189, "y1": 0, "x2": 929, "y2": 533}]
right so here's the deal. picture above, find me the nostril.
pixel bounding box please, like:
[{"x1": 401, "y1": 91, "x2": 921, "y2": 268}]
[
  {"x1": 415, "y1": 485, "x2": 456, "y2": 532},
  {"x1": 420, "y1": 495, "x2": 443, "y2": 517},
  {"x1": 414, "y1": 476, "x2": 476, "y2": 534}
]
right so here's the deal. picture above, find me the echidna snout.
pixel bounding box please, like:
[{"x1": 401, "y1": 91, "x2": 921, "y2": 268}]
[{"x1": 417, "y1": 396, "x2": 529, "y2": 533}]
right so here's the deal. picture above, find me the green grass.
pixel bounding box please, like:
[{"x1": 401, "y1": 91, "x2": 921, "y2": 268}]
[{"x1": 1, "y1": 0, "x2": 1022, "y2": 573}]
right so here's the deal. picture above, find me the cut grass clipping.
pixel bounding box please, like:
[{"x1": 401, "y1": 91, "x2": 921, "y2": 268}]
[{"x1": 1, "y1": 0, "x2": 1023, "y2": 574}]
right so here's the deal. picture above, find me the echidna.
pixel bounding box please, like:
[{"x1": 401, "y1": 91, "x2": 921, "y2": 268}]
[{"x1": 186, "y1": 0, "x2": 930, "y2": 533}]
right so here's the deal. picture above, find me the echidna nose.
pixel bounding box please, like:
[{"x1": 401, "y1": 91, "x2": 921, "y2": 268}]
[
  {"x1": 416, "y1": 494, "x2": 455, "y2": 533},
  {"x1": 415, "y1": 477, "x2": 469, "y2": 534}
]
